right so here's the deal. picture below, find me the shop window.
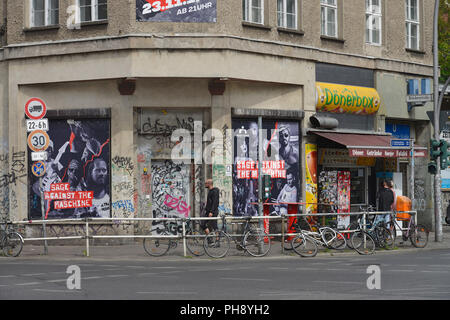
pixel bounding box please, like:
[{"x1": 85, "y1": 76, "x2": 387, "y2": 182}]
[
  {"x1": 28, "y1": 118, "x2": 111, "y2": 220},
  {"x1": 30, "y1": 0, "x2": 59, "y2": 27},
  {"x1": 365, "y1": 0, "x2": 382, "y2": 45},
  {"x1": 232, "y1": 119, "x2": 301, "y2": 217},
  {"x1": 405, "y1": 0, "x2": 420, "y2": 50}
]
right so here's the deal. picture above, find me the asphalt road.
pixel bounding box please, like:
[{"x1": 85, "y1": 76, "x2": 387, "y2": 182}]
[{"x1": 1, "y1": 248, "x2": 450, "y2": 301}]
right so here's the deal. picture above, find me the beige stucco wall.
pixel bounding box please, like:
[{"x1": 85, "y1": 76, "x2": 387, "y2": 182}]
[
  {"x1": 5, "y1": 0, "x2": 434, "y2": 68},
  {"x1": 0, "y1": 0, "x2": 437, "y2": 227},
  {"x1": 6, "y1": 51, "x2": 307, "y2": 221},
  {"x1": 376, "y1": 71, "x2": 433, "y2": 121}
]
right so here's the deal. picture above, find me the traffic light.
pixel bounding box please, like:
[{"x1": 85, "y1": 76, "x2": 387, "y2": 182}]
[
  {"x1": 430, "y1": 139, "x2": 442, "y2": 161},
  {"x1": 440, "y1": 140, "x2": 449, "y2": 170},
  {"x1": 429, "y1": 139, "x2": 442, "y2": 175},
  {"x1": 428, "y1": 161, "x2": 437, "y2": 175}
]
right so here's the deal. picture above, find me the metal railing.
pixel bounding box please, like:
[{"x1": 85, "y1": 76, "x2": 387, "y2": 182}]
[{"x1": 9, "y1": 210, "x2": 417, "y2": 257}]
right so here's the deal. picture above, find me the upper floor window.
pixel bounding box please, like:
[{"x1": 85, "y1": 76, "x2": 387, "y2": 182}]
[
  {"x1": 78, "y1": 0, "x2": 107, "y2": 23},
  {"x1": 243, "y1": 0, "x2": 264, "y2": 24},
  {"x1": 405, "y1": 0, "x2": 420, "y2": 50},
  {"x1": 31, "y1": 0, "x2": 59, "y2": 27},
  {"x1": 320, "y1": 0, "x2": 337, "y2": 37},
  {"x1": 277, "y1": 0, "x2": 297, "y2": 29},
  {"x1": 365, "y1": 0, "x2": 382, "y2": 45}
]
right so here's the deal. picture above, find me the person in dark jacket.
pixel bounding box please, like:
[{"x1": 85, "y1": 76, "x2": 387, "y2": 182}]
[
  {"x1": 203, "y1": 179, "x2": 220, "y2": 235},
  {"x1": 375, "y1": 179, "x2": 394, "y2": 226}
]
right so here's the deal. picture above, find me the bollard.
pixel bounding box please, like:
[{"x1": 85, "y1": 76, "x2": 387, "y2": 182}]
[
  {"x1": 281, "y1": 215, "x2": 285, "y2": 254},
  {"x1": 85, "y1": 218, "x2": 90, "y2": 257},
  {"x1": 182, "y1": 219, "x2": 187, "y2": 257}
]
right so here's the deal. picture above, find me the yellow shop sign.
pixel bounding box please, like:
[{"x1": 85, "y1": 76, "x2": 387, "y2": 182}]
[{"x1": 316, "y1": 82, "x2": 381, "y2": 115}]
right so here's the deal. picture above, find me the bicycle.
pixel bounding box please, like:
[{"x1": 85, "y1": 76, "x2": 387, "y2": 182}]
[
  {"x1": 143, "y1": 218, "x2": 206, "y2": 257},
  {"x1": 282, "y1": 214, "x2": 312, "y2": 251},
  {"x1": 0, "y1": 220, "x2": 24, "y2": 257},
  {"x1": 290, "y1": 218, "x2": 347, "y2": 257},
  {"x1": 386, "y1": 210, "x2": 429, "y2": 248},
  {"x1": 355, "y1": 205, "x2": 394, "y2": 250},
  {"x1": 203, "y1": 215, "x2": 271, "y2": 258}
]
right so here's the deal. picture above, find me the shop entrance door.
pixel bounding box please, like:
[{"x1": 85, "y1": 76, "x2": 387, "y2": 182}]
[{"x1": 151, "y1": 160, "x2": 191, "y2": 235}]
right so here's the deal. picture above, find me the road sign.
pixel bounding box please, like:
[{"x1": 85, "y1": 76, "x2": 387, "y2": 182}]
[
  {"x1": 27, "y1": 130, "x2": 50, "y2": 152},
  {"x1": 406, "y1": 94, "x2": 433, "y2": 103},
  {"x1": 31, "y1": 151, "x2": 48, "y2": 161},
  {"x1": 26, "y1": 119, "x2": 49, "y2": 132},
  {"x1": 25, "y1": 98, "x2": 47, "y2": 120},
  {"x1": 31, "y1": 161, "x2": 46, "y2": 177},
  {"x1": 390, "y1": 139, "x2": 411, "y2": 147}
]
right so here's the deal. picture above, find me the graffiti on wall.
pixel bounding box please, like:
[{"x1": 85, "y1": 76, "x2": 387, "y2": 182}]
[{"x1": 151, "y1": 160, "x2": 190, "y2": 234}]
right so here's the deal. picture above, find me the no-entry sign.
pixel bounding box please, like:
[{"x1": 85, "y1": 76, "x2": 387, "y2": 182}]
[{"x1": 25, "y1": 98, "x2": 47, "y2": 120}]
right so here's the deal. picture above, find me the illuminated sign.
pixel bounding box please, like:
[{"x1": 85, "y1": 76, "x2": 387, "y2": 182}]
[{"x1": 316, "y1": 82, "x2": 381, "y2": 115}]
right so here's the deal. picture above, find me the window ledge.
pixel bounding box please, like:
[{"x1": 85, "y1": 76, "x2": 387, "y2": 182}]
[
  {"x1": 277, "y1": 27, "x2": 304, "y2": 36},
  {"x1": 23, "y1": 25, "x2": 60, "y2": 32},
  {"x1": 320, "y1": 35, "x2": 345, "y2": 43},
  {"x1": 405, "y1": 48, "x2": 426, "y2": 54},
  {"x1": 242, "y1": 21, "x2": 272, "y2": 31},
  {"x1": 78, "y1": 19, "x2": 109, "y2": 28}
]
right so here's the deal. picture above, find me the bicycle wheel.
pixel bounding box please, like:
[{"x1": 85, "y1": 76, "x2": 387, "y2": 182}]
[
  {"x1": 328, "y1": 231, "x2": 347, "y2": 250},
  {"x1": 244, "y1": 228, "x2": 271, "y2": 257},
  {"x1": 376, "y1": 226, "x2": 395, "y2": 250},
  {"x1": 410, "y1": 224, "x2": 429, "y2": 248},
  {"x1": 143, "y1": 233, "x2": 171, "y2": 257},
  {"x1": 186, "y1": 230, "x2": 205, "y2": 256},
  {"x1": 204, "y1": 231, "x2": 230, "y2": 258},
  {"x1": 351, "y1": 230, "x2": 375, "y2": 255},
  {"x1": 2, "y1": 232, "x2": 24, "y2": 257},
  {"x1": 321, "y1": 227, "x2": 338, "y2": 248},
  {"x1": 345, "y1": 222, "x2": 359, "y2": 249},
  {"x1": 291, "y1": 234, "x2": 318, "y2": 257}
]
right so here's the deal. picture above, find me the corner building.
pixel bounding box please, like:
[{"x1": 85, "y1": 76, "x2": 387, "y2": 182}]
[{"x1": 0, "y1": 0, "x2": 435, "y2": 236}]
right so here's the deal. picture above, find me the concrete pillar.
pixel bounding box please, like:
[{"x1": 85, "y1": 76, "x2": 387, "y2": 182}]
[{"x1": 209, "y1": 79, "x2": 232, "y2": 216}]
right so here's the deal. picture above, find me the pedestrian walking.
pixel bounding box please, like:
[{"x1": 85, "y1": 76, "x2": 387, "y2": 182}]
[
  {"x1": 203, "y1": 179, "x2": 220, "y2": 237},
  {"x1": 375, "y1": 179, "x2": 394, "y2": 227}
]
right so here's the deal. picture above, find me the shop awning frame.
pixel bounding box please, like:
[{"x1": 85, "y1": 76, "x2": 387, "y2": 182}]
[{"x1": 311, "y1": 131, "x2": 427, "y2": 157}]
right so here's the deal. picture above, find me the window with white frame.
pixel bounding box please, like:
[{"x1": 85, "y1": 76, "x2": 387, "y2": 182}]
[
  {"x1": 30, "y1": 0, "x2": 59, "y2": 27},
  {"x1": 405, "y1": 0, "x2": 420, "y2": 50},
  {"x1": 277, "y1": 0, "x2": 297, "y2": 29},
  {"x1": 243, "y1": 0, "x2": 264, "y2": 24},
  {"x1": 320, "y1": 0, "x2": 337, "y2": 37},
  {"x1": 78, "y1": 0, "x2": 107, "y2": 23},
  {"x1": 365, "y1": 0, "x2": 382, "y2": 45}
]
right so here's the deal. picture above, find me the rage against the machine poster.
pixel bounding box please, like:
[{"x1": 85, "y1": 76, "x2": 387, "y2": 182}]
[{"x1": 28, "y1": 119, "x2": 110, "y2": 220}]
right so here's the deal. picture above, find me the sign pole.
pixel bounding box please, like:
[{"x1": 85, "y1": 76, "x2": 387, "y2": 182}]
[
  {"x1": 410, "y1": 139, "x2": 415, "y2": 212},
  {"x1": 39, "y1": 177, "x2": 48, "y2": 255},
  {"x1": 433, "y1": 0, "x2": 443, "y2": 242}
]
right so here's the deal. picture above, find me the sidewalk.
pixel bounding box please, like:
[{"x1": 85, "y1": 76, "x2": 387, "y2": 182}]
[{"x1": 14, "y1": 226, "x2": 450, "y2": 262}]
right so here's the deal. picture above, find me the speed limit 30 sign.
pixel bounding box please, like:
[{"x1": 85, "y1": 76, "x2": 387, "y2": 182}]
[{"x1": 28, "y1": 130, "x2": 50, "y2": 152}]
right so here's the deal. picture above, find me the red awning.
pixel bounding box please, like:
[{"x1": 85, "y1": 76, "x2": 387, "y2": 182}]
[{"x1": 312, "y1": 132, "x2": 427, "y2": 158}]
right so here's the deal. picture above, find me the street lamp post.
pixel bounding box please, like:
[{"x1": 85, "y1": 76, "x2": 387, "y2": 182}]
[{"x1": 433, "y1": 0, "x2": 443, "y2": 242}]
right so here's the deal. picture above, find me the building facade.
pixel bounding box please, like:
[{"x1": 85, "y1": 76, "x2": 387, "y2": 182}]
[{"x1": 0, "y1": 0, "x2": 436, "y2": 237}]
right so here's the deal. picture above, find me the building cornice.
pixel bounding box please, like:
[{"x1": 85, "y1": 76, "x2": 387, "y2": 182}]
[{"x1": 0, "y1": 33, "x2": 434, "y2": 76}]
